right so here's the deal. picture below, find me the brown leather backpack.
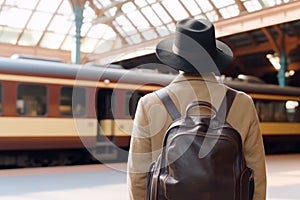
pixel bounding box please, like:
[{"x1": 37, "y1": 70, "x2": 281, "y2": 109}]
[{"x1": 146, "y1": 88, "x2": 254, "y2": 200}]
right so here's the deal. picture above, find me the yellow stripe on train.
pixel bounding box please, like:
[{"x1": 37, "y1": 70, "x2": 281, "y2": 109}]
[
  {"x1": 100, "y1": 119, "x2": 133, "y2": 137},
  {"x1": 0, "y1": 117, "x2": 97, "y2": 137},
  {"x1": 260, "y1": 122, "x2": 300, "y2": 135}
]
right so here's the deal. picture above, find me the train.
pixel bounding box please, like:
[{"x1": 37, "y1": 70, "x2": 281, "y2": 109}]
[{"x1": 0, "y1": 56, "x2": 299, "y2": 167}]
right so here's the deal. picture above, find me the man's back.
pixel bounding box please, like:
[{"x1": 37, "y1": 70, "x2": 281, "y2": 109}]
[
  {"x1": 128, "y1": 73, "x2": 266, "y2": 199},
  {"x1": 127, "y1": 18, "x2": 266, "y2": 200}
]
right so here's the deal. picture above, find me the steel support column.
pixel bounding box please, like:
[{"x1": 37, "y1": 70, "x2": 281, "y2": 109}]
[
  {"x1": 278, "y1": 50, "x2": 287, "y2": 87},
  {"x1": 72, "y1": 5, "x2": 83, "y2": 64}
]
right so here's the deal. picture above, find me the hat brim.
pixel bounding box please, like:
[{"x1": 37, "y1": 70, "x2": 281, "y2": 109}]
[{"x1": 155, "y1": 37, "x2": 233, "y2": 74}]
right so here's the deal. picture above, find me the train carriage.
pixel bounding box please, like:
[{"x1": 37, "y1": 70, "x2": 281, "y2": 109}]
[
  {"x1": 223, "y1": 78, "x2": 300, "y2": 153},
  {"x1": 0, "y1": 56, "x2": 299, "y2": 167},
  {"x1": 0, "y1": 57, "x2": 173, "y2": 166}
]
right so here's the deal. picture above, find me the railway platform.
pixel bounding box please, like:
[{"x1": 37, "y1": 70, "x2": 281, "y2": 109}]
[{"x1": 0, "y1": 154, "x2": 299, "y2": 200}]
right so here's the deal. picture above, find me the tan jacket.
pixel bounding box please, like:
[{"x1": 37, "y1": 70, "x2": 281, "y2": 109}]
[{"x1": 127, "y1": 73, "x2": 266, "y2": 200}]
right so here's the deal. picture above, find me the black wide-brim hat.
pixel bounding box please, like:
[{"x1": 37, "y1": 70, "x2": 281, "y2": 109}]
[{"x1": 155, "y1": 18, "x2": 233, "y2": 74}]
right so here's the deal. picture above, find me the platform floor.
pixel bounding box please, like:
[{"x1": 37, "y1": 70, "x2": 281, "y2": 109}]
[{"x1": 0, "y1": 154, "x2": 299, "y2": 200}]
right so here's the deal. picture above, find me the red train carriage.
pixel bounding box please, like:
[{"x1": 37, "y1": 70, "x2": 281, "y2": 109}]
[
  {"x1": 0, "y1": 56, "x2": 299, "y2": 167},
  {"x1": 0, "y1": 57, "x2": 172, "y2": 166}
]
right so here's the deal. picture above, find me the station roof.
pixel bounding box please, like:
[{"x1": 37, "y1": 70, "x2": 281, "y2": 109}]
[{"x1": 0, "y1": 0, "x2": 299, "y2": 86}]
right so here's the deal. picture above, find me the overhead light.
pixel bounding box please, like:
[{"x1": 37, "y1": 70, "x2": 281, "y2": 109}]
[
  {"x1": 285, "y1": 70, "x2": 295, "y2": 77},
  {"x1": 289, "y1": 70, "x2": 295, "y2": 76},
  {"x1": 286, "y1": 100, "x2": 299, "y2": 111},
  {"x1": 266, "y1": 53, "x2": 281, "y2": 70}
]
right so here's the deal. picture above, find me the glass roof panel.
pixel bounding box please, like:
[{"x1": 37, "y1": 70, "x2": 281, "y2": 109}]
[
  {"x1": 0, "y1": 27, "x2": 21, "y2": 44},
  {"x1": 40, "y1": 32, "x2": 65, "y2": 49},
  {"x1": 17, "y1": 0, "x2": 39, "y2": 9},
  {"x1": 122, "y1": 1, "x2": 137, "y2": 13},
  {"x1": 106, "y1": 7, "x2": 118, "y2": 17},
  {"x1": 180, "y1": 0, "x2": 202, "y2": 16},
  {"x1": 18, "y1": 30, "x2": 43, "y2": 46},
  {"x1": 101, "y1": 27, "x2": 117, "y2": 40},
  {"x1": 96, "y1": 0, "x2": 113, "y2": 8},
  {"x1": 127, "y1": 11, "x2": 150, "y2": 28},
  {"x1": 142, "y1": 29, "x2": 157, "y2": 40},
  {"x1": 129, "y1": 34, "x2": 142, "y2": 44},
  {"x1": 162, "y1": 0, "x2": 189, "y2": 21},
  {"x1": 91, "y1": 0, "x2": 103, "y2": 9},
  {"x1": 141, "y1": 6, "x2": 163, "y2": 26},
  {"x1": 264, "y1": 0, "x2": 291, "y2": 6},
  {"x1": 86, "y1": 23, "x2": 116, "y2": 40},
  {"x1": 81, "y1": 37, "x2": 100, "y2": 52},
  {"x1": 27, "y1": 12, "x2": 53, "y2": 31},
  {"x1": 0, "y1": 7, "x2": 32, "y2": 29},
  {"x1": 57, "y1": 0, "x2": 73, "y2": 15},
  {"x1": 83, "y1": 4, "x2": 97, "y2": 23},
  {"x1": 48, "y1": 15, "x2": 72, "y2": 34},
  {"x1": 125, "y1": 36, "x2": 134, "y2": 45},
  {"x1": 194, "y1": 14, "x2": 207, "y2": 20},
  {"x1": 219, "y1": 5, "x2": 240, "y2": 19},
  {"x1": 146, "y1": 0, "x2": 157, "y2": 4},
  {"x1": 36, "y1": 0, "x2": 62, "y2": 13},
  {"x1": 151, "y1": 3, "x2": 172, "y2": 24},
  {"x1": 205, "y1": 10, "x2": 219, "y2": 22},
  {"x1": 115, "y1": 15, "x2": 137, "y2": 35},
  {"x1": 156, "y1": 25, "x2": 170, "y2": 36},
  {"x1": 243, "y1": 0, "x2": 263, "y2": 12},
  {"x1": 60, "y1": 35, "x2": 73, "y2": 51},
  {"x1": 94, "y1": 39, "x2": 123, "y2": 54},
  {"x1": 0, "y1": 6, "x2": 8, "y2": 26},
  {"x1": 80, "y1": 22, "x2": 92, "y2": 37},
  {"x1": 166, "y1": 22, "x2": 176, "y2": 33},
  {"x1": 113, "y1": 21, "x2": 127, "y2": 37},
  {"x1": 195, "y1": 0, "x2": 213, "y2": 12},
  {"x1": 86, "y1": 24, "x2": 106, "y2": 38},
  {"x1": 135, "y1": 0, "x2": 147, "y2": 8},
  {"x1": 211, "y1": 0, "x2": 235, "y2": 9},
  {"x1": 260, "y1": 0, "x2": 276, "y2": 7}
]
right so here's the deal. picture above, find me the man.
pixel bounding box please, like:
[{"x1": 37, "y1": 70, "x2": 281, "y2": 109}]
[{"x1": 127, "y1": 18, "x2": 266, "y2": 200}]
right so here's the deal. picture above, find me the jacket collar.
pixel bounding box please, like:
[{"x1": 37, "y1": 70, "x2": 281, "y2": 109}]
[{"x1": 171, "y1": 72, "x2": 219, "y2": 84}]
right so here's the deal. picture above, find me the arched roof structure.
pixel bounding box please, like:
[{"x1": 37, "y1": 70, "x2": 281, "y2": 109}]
[{"x1": 0, "y1": 0, "x2": 299, "y2": 86}]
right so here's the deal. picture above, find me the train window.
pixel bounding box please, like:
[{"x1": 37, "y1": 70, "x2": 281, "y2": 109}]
[
  {"x1": 97, "y1": 89, "x2": 115, "y2": 119},
  {"x1": 0, "y1": 83, "x2": 2, "y2": 114},
  {"x1": 286, "y1": 101, "x2": 300, "y2": 122},
  {"x1": 126, "y1": 90, "x2": 147, "y2": 119},
  {"x1": 255, "y1": 100, "x2": 274, "y2": 122},
  {"x1": 97, "y1": 89, "x2": 147, "y2": 120},
  {"x1": 16, "y1": 84, "x2": 47, "y2": 116},
  {"x1": 255, "y1": 99, "x2": 300, "y2": 122},
  {"x1": 60, "y1": 87, "x2": 86, "y2": 117}
]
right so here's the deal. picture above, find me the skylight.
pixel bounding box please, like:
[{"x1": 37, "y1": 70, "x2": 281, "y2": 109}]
[{"x1": 0, "y1": 0, "x2": 296, "y2": 61}]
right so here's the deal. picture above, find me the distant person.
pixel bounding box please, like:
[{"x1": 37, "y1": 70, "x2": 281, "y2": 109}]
[{"x1": 127, "y1": 18, "x2": 266, "y2": 199}]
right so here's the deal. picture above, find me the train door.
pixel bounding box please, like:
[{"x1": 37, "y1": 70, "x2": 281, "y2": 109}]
[
  {"x1": 95, "y1": 88, "x2": 147, "y2": 161},
  {"x1": 95, "y1": 88, "x2": 118, "y2": 160},
  {"x1": 96, "y1": 89, "x2": 114, "y2": 141}
]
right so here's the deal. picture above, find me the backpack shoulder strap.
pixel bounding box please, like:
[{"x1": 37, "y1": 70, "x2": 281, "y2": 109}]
[
  {"x1": 156, "y1": 88, "x2": 236, "y2": 121},
  {"x1": 155, "y1": 89, "x2": 181, "y2": 120},
  {"x1": 217, "y1": 88, "x2": 237, "y2": 121}
]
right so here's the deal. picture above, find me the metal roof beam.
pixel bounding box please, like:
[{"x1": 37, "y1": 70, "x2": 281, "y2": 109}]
[
  {"x1": 234, "y1": 36, "x2": 299, "y2": 56},
  {"x1": 215, "y1": 1, "x2": 300, "y2": 37},
  {"x1": 92, "y1": 1, "x2": 300, "y2": 64}
]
